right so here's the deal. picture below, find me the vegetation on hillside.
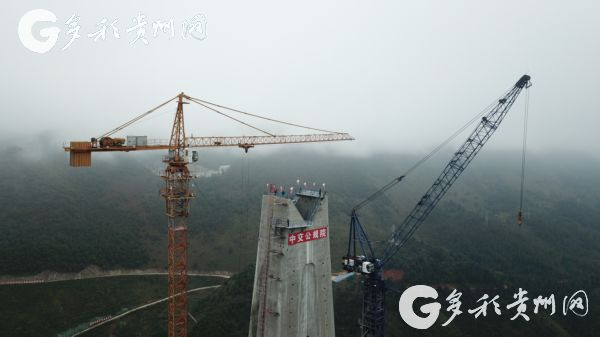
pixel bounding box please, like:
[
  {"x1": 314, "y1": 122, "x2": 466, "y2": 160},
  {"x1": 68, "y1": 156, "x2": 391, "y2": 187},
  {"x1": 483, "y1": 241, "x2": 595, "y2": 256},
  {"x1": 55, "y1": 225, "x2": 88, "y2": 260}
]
[
  {"x1": 0, "y1": 140, "x2": 598, "y2": 336},
  {"x1": 0, "y1": 275, "x2": 222, "y2": 337}
]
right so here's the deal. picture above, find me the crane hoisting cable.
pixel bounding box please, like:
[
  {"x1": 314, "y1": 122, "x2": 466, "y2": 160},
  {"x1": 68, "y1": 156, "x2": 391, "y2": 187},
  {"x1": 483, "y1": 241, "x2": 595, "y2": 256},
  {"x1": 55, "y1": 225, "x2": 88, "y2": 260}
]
[
  {"x1": 353, "y1": 88, "x2": 509, "y2": 212},
  {"x1": 517, "y1": 87, "x2": 531, "y2": 226}
]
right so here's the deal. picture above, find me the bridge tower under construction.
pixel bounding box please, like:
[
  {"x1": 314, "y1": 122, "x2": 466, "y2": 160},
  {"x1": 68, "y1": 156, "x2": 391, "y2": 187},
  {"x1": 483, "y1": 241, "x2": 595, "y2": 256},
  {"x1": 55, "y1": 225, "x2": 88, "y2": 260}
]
[{"x1": 248, "y1": 184, "x2": 335, "y2": 337}]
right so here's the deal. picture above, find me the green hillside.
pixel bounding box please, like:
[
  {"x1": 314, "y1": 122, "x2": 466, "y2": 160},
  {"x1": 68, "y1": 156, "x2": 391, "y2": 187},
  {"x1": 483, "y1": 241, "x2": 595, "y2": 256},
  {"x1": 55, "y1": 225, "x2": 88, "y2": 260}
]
[
  {"x1": 0, "y1": 275, "x2": 223, "y2": 337},
  {"x1": 0, "y1": 139, "x2": 598, "y2": 336}
]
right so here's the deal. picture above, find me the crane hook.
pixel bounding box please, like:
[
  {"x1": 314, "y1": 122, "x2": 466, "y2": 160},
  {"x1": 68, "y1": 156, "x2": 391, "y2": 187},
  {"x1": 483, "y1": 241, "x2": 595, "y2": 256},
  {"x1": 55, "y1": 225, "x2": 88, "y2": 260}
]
[{"x1": 517, "y1": 210, "x2": 523, "y2": 226}]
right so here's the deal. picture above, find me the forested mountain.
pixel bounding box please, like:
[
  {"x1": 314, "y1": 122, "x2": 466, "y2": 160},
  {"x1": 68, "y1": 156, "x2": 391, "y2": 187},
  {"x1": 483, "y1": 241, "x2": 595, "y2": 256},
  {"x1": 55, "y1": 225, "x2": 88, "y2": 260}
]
[{"x1": 0, "y1": 137, "x2": 598, "y2": 336}]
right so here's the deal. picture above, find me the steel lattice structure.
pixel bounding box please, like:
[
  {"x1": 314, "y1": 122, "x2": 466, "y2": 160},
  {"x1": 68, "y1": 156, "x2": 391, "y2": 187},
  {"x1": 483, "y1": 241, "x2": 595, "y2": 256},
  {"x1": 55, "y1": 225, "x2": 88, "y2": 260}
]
[
  {"x1": 343, "y1": 75, "x2": 531, "y2": 337},
  {"x1": 64, "y1": 92, "x2": 353, "y2": 337},
  {"x1": 162, "y1": 95, "x2": 194, "y2": 337}
]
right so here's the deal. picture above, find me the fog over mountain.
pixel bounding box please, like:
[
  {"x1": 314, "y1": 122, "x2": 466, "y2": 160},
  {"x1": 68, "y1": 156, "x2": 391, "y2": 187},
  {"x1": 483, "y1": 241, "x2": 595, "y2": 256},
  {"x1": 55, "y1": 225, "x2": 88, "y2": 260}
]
[{"x1": 1, "y1": 1, "x2": 599, "y2": 156}]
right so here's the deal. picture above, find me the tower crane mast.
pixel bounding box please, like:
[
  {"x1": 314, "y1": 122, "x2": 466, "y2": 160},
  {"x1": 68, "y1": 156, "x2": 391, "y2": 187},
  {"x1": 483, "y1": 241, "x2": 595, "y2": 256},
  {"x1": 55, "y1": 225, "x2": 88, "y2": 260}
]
[
  {"x1": 64, "y1": 92, "x2": 353, "y2": 337},
  {"x1": 342, "y1": 75, "x2": 531, "y2": 337}
]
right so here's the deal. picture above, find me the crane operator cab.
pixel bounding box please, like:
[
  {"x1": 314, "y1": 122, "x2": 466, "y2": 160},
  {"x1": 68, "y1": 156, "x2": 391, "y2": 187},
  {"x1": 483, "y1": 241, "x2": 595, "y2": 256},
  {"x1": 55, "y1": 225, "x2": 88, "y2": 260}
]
[{"x1": 342, "y1": 255, "x2": 377, "y2": 274}]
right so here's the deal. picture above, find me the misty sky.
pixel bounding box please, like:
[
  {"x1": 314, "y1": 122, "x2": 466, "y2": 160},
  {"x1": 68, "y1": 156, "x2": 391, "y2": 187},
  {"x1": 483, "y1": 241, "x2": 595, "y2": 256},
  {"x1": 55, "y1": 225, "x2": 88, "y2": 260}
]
[{"x1": 1, "y1": 1, "x2": 599, "y2": 157}]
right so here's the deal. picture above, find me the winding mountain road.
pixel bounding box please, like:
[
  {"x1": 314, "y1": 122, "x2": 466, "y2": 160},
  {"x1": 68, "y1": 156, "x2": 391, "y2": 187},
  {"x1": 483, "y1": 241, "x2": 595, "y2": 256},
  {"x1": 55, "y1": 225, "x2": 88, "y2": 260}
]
[{"x1": 70, "y1": 285, "x2": 222, "y2": 336}]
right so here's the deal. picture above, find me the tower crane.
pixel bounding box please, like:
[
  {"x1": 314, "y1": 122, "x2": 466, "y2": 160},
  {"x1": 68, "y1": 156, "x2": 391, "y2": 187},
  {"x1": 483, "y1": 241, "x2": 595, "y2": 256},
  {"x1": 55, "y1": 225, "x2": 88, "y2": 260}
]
[
  {"x1": 341, "y1": 75, "x2": 531, "y2": 337},
  {"x1": 64, "y1": 92, "x2": 353, "y2": 337}
]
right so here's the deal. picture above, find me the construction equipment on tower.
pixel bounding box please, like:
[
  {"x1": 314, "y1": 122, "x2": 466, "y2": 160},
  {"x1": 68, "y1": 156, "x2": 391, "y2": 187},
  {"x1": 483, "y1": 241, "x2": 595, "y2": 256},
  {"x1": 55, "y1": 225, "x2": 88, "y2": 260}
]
[{"x1": 64, "y1": 92, "x2": 353, "y2": 337}]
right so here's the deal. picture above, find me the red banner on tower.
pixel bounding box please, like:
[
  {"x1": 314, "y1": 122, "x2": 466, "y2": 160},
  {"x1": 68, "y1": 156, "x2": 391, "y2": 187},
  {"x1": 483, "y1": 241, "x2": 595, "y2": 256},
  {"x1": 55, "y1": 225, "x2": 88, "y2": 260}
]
[{"x1": 288, "y1": 226, "x2": 328, "y2": 246}]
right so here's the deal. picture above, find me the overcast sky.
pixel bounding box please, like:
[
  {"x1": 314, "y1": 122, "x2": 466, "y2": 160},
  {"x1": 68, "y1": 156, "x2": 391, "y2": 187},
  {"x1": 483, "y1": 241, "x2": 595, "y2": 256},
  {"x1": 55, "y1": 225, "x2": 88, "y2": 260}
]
[{"x1": 1, "y1": 0, "x2": 598, "y2": 157}]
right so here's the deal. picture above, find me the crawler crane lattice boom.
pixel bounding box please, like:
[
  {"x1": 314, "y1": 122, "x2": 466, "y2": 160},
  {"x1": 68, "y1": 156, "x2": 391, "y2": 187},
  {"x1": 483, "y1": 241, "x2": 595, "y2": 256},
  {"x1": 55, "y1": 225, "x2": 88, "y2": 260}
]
[{"x1": 342, "y1": 75, "x2": 531, "y2": 337}]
